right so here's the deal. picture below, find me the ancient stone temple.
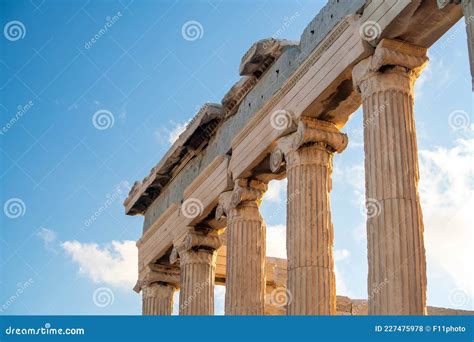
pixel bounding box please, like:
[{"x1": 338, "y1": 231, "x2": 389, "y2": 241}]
[{"x1": 124, "y1": 0, "x2": 473, "y2": 316}]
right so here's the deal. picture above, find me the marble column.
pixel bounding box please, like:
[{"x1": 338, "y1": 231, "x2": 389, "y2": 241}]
[
  {"x1": 136, "y1": 266, "x2": 179, "y2": 315},
  {"x1": 142, "y1": 282, "x2": 176, "y2": 315},
  {"x1": 352, "y1": 38, "x2": 428, "y2": 315},
  {"x1": 216, "y1": 179, "x2": 267, "y2": 315},
  {"x1": 271, "y1": 117, "x2": 347, "y2": 315},
  {"x1": 171, "y1": 231, "x2": 221, "y2": 316}
]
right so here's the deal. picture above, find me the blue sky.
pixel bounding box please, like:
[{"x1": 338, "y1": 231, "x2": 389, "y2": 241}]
[{"x1": 1, "y1": 0, "x2": 472, "y2": 315}]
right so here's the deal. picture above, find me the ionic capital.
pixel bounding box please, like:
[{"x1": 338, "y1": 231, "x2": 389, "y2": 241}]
[
  {"x1": 134, "y1": 264, "x2": 180, "y2": 293},
  {"x1": 142, "y1": 282, "x2": 176, "y2": 300},
  {"x1": 215, "y1": 191, "x2": 233, "y2": 221},
  {"x1": 352, "y1": 39, "x2": 428, "y2": 96},
  {"x1": 270, "y1": 117, "x2": 348, "y2": 173},
  {"x1": 215, "y1": 179, "x2": 267, "y2": 220},
  {"x1": 230, "y1": 178, "x2": 267, "y2": 208},
  {"x1": 170, "y1": 230, "x2": 222, "y2": 265}
]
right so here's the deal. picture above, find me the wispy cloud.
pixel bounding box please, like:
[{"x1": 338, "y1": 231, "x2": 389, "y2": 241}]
[
  {"x1": 263, "y1": 179, "x2": 287, "y2": 203},
  {"x1": 37, "y1": 227, "x2": 58, "y2": 253},
  {"x1": 266, "y1": 224, "x2": 287, "y2": 259},
  {"x1": 415, "y1": 52, "x2": 453, "y2": 101},
  {"x1": 156, "y1": 120, "x2": 191, "y2": 145},
  {"x1": 419, "y1": 138, "x2": 474, "y2": 301},
  {"x1": 62, "y1": 240, "x2": 137, "y2": 290},
  {"x1": 167, "y1": 120, "x2": 190, "y2": 144}
]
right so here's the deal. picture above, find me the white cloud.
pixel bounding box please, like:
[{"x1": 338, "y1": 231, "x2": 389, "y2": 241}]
[
  {"x1": 172, "y1": 291, "x2": 180, "y2": 315},
  {"x1": 263, "y1": 179, "x2": 287, "y2": 203},
  {"x1": 37, "y1": 227, "x2": 58, "y2": 253},
  {"x1": 214, "y1": 285, "x2": 225, "y2": 315},
  {"x1": 62, "y1": 240, "x2": 137, "y2": 290},
  {"x1": 154, "y1": 119, "x2": 191, "y2": 146},
  {"x1": 266, "y1": 224, "x2": 287, "y2": 259},
  {"x1": 167, "y1": 120, "x2": 190, "y2": 144},
  {"x1": 334, "y1": 161, "x2": 365, "y2": 206},
  {"x1": 419, "y1": 138, "x2": 474, "y2": 299},
  {"x1": 334, "y1": 261, "x2": 351, "y2": 297},
  {"x1": 415, "y1": 52, "x2": 453, "y2": 101},
  {"x1": 334, "y1": 249, "x2": 350, "y2": 261}
]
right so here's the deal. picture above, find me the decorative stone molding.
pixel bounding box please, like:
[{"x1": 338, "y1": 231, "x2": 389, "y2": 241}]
[
  {"x1": 292, "y1": 116, "x2": 349, "y2": 152},
  {"x1": 216, "y1": 179, "x2": 267, "y2": 220},
  {"x1": 352, "y1": 38, "x2": 428, "y2": 96},
  {"x1": 136, "y1": 265, "x2": 179, "y2": 316},
  {"x1": 142, "y1": 283, "x2": 176, "y2": 300},
  {"x1": 222, "y1": 76, "x2": 258, "y2": 117},
  {"x1": 215, "y1": 191, "x2": 233, "y2": 222},
  {"x1": 370, "y1": 39, "x2": 428, "y2": 74},
  {"x1": 170, "y1": 230, "x2": 222, "y2": 265},
  {"x1": 270, "y1": 116, "x2": 348, "y2": 173},
  {"x1": 230, "y1": 179, "x2": 267, "y2": 208},
  {"x1": 142, "y1": 282, "x2": 176, "y2": 316},
  {"x1": 133, "y1": 264, "x2": 180, "y2": 293}
]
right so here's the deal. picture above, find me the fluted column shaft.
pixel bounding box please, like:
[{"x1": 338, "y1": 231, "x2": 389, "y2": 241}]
[
  {"x1": 226, "y1": 203, "x2": 266, "y2": 315},
  {"x1": 353, "y1": 39, "x2": 428, "y2": 315},
  {"x1": 218, "y1": 179, "x2": 267, "y2": 315},
  {"x1": 179, "y1": 249, "x2": 217, "y2": 315},
  {"x1": 171, "y1": 230, "x2": 221, "y2": 316},
  {"x1": 270, "y1": 117, "x2": 347, "y2": 316},
  {"x1": 142, "y1": 283, "x2": 176, "y2": 315},
  {"x1": 286, "y1": 144, "x2": 336, "y2": 315}
]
